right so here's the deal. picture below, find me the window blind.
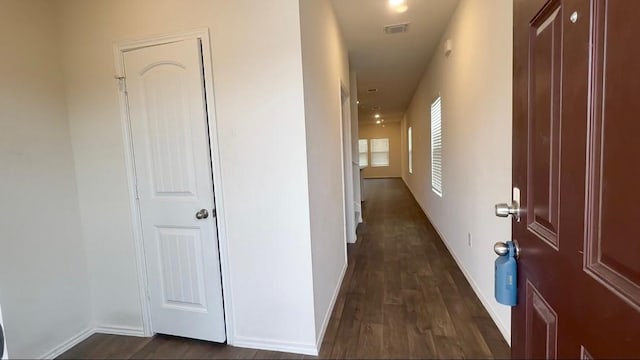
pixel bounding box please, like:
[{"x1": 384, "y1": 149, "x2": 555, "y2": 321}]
[
  {"x1": 358, "y1": 139, "x2": 369, "y2": 167},
  {"x1": 371, "y1": 138, "x2": 390, "y2": 167},
  {"x1": 431, "y1": 97, "x2": 442, "y2": 196}
]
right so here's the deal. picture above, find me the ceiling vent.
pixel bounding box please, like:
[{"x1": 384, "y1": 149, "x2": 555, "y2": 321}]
[
  {"x1": 367, "y1": 88, "x2": 378, "y2": 93},
  {"x1": 384, "y1": 23, "x2": 410, "y2": 35}
]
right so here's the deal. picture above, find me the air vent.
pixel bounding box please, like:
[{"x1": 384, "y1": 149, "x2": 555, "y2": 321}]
[
  {"x1": 384, "y1": 23, "x2": 409, "y2": 35},
  {"x1": 367, "y1": 88, "x2": 378, "y2": 93}
]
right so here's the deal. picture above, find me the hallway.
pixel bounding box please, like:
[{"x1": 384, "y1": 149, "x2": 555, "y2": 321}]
[
  {"x1": 59, "y1": 179, "x2": 509, "y2": 359},
  {"x1": 319, "y1": 179, "x2": 509, "y2": 358}
]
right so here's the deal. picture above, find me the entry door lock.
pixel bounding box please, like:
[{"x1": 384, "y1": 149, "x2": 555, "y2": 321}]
[
  {"x1": 495, "y1": 187, "x2": 521, "y2": 222},
  {"x1": 495, "y1": 201, "x2": 520, "y2": 221}
]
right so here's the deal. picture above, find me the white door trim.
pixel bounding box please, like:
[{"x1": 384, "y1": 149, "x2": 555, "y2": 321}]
[
  {"x1": 113, "y1": 28, "x2": 235, "y2": 344},
  {"x1": 339, "y1": 81, "x2": 356, "y2": 244}
]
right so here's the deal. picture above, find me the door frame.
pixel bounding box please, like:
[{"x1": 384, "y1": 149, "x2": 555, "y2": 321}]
[
  {"x1": 113, "y1": 28, "x2": 234, "y2": 343},
  {"x1": 339, "y1": 82, "x2": 356, "y2": 244}
]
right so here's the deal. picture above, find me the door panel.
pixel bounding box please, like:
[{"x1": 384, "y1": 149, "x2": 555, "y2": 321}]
[
  {"x1": 124, "y1": 38, "x2": 226, "y2": 342},
  {"x1": 527, "y1": 0, "x2": 562, "y2": 249},
  {"x1": 157, "y1": 226, "x2": 207, "y2": 310},
  {"x1": 143, "y1": 64, "x2": 199, "y2": 197},
  {"x1": 513, "y1": 0, "x2": 640, "y2": 358},
  {"x1": 525, "y1": 281, "x2": 557, "y2": 360},
  {"x1": 584, "y1": 0, "x2": 640, "y2": 310}
]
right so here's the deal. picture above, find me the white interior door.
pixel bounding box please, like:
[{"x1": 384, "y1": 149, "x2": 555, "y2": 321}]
[{"x1": 123, "y1": 38, "x2": 225, "y2": 342}]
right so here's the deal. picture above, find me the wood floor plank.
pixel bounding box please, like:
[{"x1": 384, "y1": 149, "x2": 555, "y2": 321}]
[
  {"x1": 329, "y1": 293, "x2": 363, "y2": 359},
  {"x1": 59, "y1": 179, "x2": 510, "y2": 360},
  {"x1": 406, "y1": 325, "x2": 436, "y2": 359},
  {"x1": 356, "y1": 322, "x2": 383, "y2": 358},
  {"x1": 382, "y1": 304, "x2": 409, "y2": 359},
  {"x1": 57, "y1": 334, "x2": 151, "y2": 359},
  {"x1": 434, "y1": 335, "x2": 466, "y2": 359}
]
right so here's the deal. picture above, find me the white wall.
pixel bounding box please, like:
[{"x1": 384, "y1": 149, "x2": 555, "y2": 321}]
[
  {"x1": 298, "y1": 0, "x2": 349, "y2": 347},
  {"x1": 56, "y1": 0, "x2": 318, "y2": 352},
  {"x1": 401, "y1": 0, "x2": 513, "y2": 342},
  {"x1": 0, "y1": 1, "x2": 92, "y2": 357}
]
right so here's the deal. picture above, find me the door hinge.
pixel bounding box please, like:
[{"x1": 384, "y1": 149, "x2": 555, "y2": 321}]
[
  {"x1": 115, "y1": 75, "x2": 127, "y2": 93},
  {"x1": 212, "y1": 208, "x2": 217, "y2": 218}
]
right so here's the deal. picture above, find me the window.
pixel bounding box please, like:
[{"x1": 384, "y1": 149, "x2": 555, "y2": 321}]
[
  {"x1": 358, "y1": 139, "x2": 369, "y2": 167},
  {"x1": 431, "y1": 96, "x2": 442, "y2": 196},
  {"x1": 370, "y1": 138, "x2": 390, "y2": 167},
  {"x1": 408, "y1": 126, "x2": 413, "y2": 174}
]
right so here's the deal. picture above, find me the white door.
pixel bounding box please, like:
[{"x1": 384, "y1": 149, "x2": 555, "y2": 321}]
[{"x1": 123, "y1": 38, "x2": 225, "y2": 342}]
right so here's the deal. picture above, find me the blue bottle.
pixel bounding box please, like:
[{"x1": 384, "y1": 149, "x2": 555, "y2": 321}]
[{"x1": 495, "y1": 241, "x2": 518, "y2": 306}]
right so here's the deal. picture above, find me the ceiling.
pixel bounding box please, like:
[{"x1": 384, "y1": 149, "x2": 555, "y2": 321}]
[{"x1": 331, "y1": 0, "x2": 459, "y2": 124}]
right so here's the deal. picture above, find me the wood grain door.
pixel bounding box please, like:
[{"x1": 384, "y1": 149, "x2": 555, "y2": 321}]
[{"x1": 512, "y1": 0, "x2": 640, "y2": 358}]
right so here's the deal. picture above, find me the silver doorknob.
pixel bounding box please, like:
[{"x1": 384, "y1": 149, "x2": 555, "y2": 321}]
[
  {"x1": 494, "y1": 242, "x2": 509, "y2": 256},
  {"x1": 494, "y1": 240, "x2": 520, "y2": 259},
  {"x1": 495, "y1": 201, "x2": 520, "y2": 221},
  {"x1": 195, "y1": 209, "x2": 209, "y2": 219}
]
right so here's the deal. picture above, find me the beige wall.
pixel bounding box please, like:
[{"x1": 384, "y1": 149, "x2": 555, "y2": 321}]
[
  {"x1": 299, "y1": 0, "x2": 350, "y2": 342},
  {"x1": 56, "y1": 0, "x2": 318, "y2": 352},
  {"x1": 359, "y1": 122, "x2": 402, "y2": 178},
  {"x1": 0, "y1": 1, "x2": 92, "y2": 357},
  {"x1": 400, "y1": 0, "x2": 513, "y2": 341}
]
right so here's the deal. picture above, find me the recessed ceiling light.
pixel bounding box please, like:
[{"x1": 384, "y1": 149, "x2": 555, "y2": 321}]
[
  {"x1": 374, "y1": 114, "x2": 381, "y2": 118},
  {"x1": 381, "y1": 119, "x2": 385, "y2": 122},
  {"x1": 388, "y1": 0, "x2": 408, "y2": 13},
  {"x1": 376, "y1": 120, "x2": 381, "y2": 124},
  {"x1": 357, "y1": 100, "x2": 360, "y2": 104}
]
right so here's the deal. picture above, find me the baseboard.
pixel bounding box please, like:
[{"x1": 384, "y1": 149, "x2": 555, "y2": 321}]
[
  {"x1": 315, "y1": 261, "x2": 348, "y2": 351},
  {"x1": 401, "y1": 178, "x2": 512, "y2": 345},
  {"x1": 39, "y1": 327, "x2": 95, "y2": 359},
  {"x1": 94, "y1": 325, "x2": 146, "y2": 337},
  {"x1": 362, "y1": 176, "x2": 401, "y2": 179},
  {"x1": 233, "y1": 336, "x2": 318, "y2": 356}
]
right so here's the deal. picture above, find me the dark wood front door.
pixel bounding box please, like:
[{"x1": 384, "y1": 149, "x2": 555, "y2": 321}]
[{"x1": 512, "y1": 0, "x2": 640, "y2": 358}]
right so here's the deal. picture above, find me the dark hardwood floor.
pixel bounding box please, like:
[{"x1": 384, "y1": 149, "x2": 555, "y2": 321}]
[{"x1": 59, "y1": 178, "x2": 509, "y2": 359}]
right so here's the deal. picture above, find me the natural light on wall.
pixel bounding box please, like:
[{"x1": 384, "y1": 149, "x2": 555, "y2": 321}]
[
  {"x1": 431, "y1": 97, "x2": 442, "y2": 196},
  {"x1": 371, "y1": 138, "x2": 390, "y2": 167},
  {"x1": 358, "y1": 139, "x2": 369, "y2": 167}
]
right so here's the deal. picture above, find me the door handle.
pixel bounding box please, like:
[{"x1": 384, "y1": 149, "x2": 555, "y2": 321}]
[
  {"x1": 195, "y1": 209, "x2": 209, "y2": 220},
  {"x1": 494, "y1": 240, "x2": 520, "y2": 259},
  {"x1": 495, "y1": 201, "x2": 520, "y2": 221}
]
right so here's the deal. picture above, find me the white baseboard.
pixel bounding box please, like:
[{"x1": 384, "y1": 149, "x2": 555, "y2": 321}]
[
  {"x1": 362, "y1": 176, "x2": 402, "y2": 179},
  {"x1": 39, "y1": 327, "x2": 95, "y2": 359},
  {"x1": 401, "y1": 178, "x2": 512, "y2": 345},
  {"x1": 315, "y1": 261, "x2": 348, "y2": 351},
  {"x1": 233, "y1": 336, "x2": 318, "y2": 356},
  {"x1": 94, "y1": 325, "x2": 146, "y2": 337}
]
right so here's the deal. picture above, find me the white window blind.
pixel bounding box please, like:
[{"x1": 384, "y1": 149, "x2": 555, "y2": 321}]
[
  {"x1": 358, "y1": 139, "x2": 369, "y2": 167},
  {"x1": 431, "y1": 97, "x2": 442, "y2": 196},
  {"x1": 408, "y1": 126, "x2": 413, "y2": 174},
  {"x1": 370, "y1": 138, "x2": 390, "y2": 167}
]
